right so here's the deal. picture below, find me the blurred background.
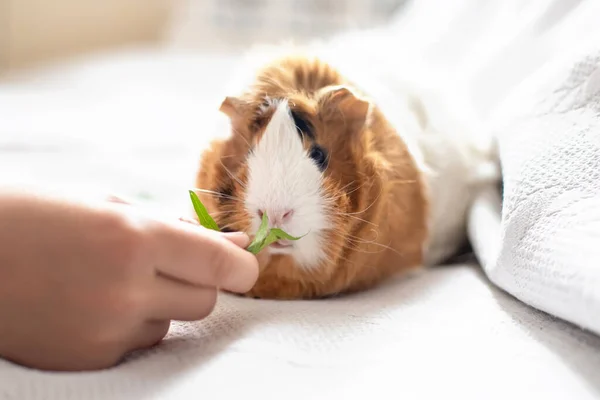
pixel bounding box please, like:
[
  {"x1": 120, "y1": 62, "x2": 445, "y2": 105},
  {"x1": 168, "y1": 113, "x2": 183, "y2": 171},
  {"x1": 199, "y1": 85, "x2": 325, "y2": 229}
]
[
  {"x1": 0, "y1": 0, "x2": 409, "y2": 77},
  {"x1": 0, "y1": 0, "x2": 410, "y2": 210}
]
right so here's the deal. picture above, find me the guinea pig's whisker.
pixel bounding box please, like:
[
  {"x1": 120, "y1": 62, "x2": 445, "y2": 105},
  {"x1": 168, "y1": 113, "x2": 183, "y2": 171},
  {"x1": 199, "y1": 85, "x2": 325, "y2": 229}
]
[
  {"x1": 321, "y1": 191, "x2": 348, "y2": 204},
  {"x1": 346, "y1": 230, "x2": 381, "y2": 244},
  {"x1": 221, "y1": 223, "x2": 246, "y2": 231},
  {"x1": 345, "y1": 181, "x2": 370, "y2": 197},
  {"x1": 329, "y1": 229, "x2": 379, "y2": 248},
  {"x1": 343, "y1": 215, "x2": 378, "y2": 227},
  {"x1": 346, "y1": 239, "x2": 401, "y2": 256},
  {"x1": 322, "y1": 148, "x2": 333, "y2": 174},
  {"x1": 340, "y1": 184, "x2": 384, "y2": 216},
  {"x1": 331, "y1": 239, "x2": 379, "y2": 256},
  {"x1": 206, "y1": 210, "x2": 237, "y2": 218},
  {"x1": 321, "y1": 185, "x2": 366, "y2": 205},
  {"x1": 231, "y1": 127, "x2": 252, "y2": 148},
  {"x1": 326, "y1": 210, "x2": 378, "y2": 227},
  {"x1": 326, "y1": 224, "x2": 402, "y2": 257},
  {"x1": 321, "y1": 193, "x2": 350, "y2": 206},
  {"x1": 218, "y1": 159, "x2": 247, "y2": 189},
  {"x1": 321, "y1": 180, "x2": 368, "y2": 205},
  {"x1": 190, "y1": 188, "x2": 241, "y2": 202},
  {"x1": 338, "y1": 180, "x2": 357, "y2": 192}
]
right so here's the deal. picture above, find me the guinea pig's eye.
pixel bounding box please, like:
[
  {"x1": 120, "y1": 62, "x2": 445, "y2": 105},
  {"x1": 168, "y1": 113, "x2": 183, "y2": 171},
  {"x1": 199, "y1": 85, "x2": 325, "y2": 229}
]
[
  {"x1": 309, "y1": 145, "x2": 328, "y2": 171},
  {"x1": 291, "y1": 111, "x2": 313, "y2": 139}
]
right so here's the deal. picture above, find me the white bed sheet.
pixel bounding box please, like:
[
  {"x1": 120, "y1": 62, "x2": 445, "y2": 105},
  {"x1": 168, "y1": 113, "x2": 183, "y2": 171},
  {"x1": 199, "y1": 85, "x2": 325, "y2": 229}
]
[{"x1": 4, "y1": 262, "x2": 600, "y2": 400}]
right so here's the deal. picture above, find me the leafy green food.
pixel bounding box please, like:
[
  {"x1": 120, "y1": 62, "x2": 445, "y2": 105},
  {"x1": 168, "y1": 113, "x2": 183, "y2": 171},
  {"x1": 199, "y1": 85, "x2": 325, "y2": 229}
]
[
  {"x1": 188, "y1": 190, "x2": 304, "y2": 254},
  {"x1": 269, "y1": 228, "x2": 303, "y2": 241},
  {"x1": 189, "y1": 190, "x2": 220, "y2": 231},
  {"x1": 246, "y1": 212, "x2": 270, "y2": 254},
  {"x1": 245, "y1": 215, "x2": 306, "y2": 253}
]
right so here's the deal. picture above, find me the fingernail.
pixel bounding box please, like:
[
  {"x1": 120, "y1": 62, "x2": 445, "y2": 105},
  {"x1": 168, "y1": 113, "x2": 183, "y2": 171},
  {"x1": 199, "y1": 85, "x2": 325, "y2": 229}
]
[
  {"x1": 106, "y1": 194, "x2": 130, "y2": 204},
  {"x1": 221, "y1": 232, "x2": 250, "y2": 248},
  {"x1": 179, "y1": 216, "x2": 200, "y2": 225}
]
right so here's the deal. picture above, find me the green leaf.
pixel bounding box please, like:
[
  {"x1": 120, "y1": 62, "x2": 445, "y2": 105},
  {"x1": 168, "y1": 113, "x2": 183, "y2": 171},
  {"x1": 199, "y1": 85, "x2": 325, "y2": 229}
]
[
  {"x1": 245, "y1": 222, "x2": 306, "y2": 255},
  {"x1": 247, "y1": 229, "x2": 279, "y2": 255},
  {"x1": 246, "y1": 212, "x2": 270, "y2": 254},
  {"x1": 187, "y1": 190, "x2": 305, "y2": 254},
  {"x1": 188, "y1": 190, "x2": 220, "y2": 231},
  {"x1": 245, "y1": 242, "x2": 263, "y2": 255},
  {"x1": 269, "y1": 228, "x2": 305, "y2": 241},
  {"x1": 260, "y1": 230, "x2": 281, "y2": 249}
]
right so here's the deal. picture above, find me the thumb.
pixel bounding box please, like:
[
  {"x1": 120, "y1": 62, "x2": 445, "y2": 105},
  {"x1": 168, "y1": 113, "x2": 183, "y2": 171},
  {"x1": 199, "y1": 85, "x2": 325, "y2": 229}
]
[
  {"x1": 178, "y1": 216, "x2": 251, "y2": 249},
  {"x1": 219, "y1": 232, "x2": 250, "y2": 249}
]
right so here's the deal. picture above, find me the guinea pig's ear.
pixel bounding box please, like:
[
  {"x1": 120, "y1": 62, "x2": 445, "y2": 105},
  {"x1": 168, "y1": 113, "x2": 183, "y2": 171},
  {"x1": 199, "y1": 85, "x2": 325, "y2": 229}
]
[
  {"x1": 219, "y1": 96, "x2": 248, "y2": 123},
  {"x1": 320, "y1": 85, "x2": 372, "y2": 131}
]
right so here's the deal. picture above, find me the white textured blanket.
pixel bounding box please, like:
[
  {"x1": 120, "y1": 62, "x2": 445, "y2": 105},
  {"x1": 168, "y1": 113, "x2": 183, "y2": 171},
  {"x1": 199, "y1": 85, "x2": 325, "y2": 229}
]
[
  {"x1": 471, "y1": 44, "x2": 600, "y2": 336},
  {"x1": 406, "y1": 0, "x2": 600, "y2": 336},
  {"x1": 1, "y1": 1, "x2": 600, "y2": 399}
]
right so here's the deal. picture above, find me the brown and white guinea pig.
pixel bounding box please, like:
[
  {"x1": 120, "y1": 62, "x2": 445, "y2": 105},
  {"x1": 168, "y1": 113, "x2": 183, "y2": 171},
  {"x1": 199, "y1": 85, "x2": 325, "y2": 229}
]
[{"x1": 193, "y1": 47, "x2": 499, "y2": 300}]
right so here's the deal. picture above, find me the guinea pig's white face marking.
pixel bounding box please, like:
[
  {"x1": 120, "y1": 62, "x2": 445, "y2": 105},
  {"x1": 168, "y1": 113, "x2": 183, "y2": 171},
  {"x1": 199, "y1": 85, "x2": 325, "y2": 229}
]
[{"x1": 245, "y1": 99, "x2": 330, "y2": 269}]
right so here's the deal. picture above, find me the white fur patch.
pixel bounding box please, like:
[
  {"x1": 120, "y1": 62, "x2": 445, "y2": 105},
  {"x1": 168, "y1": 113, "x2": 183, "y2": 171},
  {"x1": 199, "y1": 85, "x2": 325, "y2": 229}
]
[{"x1": 245, "y1": 100, "x2": 329, "y2": 268}]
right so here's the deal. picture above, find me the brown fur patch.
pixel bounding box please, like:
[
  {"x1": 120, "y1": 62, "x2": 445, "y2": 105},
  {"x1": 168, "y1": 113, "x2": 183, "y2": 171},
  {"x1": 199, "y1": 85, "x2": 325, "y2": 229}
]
[{"x1": 194, "y1": 53, "x2": 429, "y2": 300}]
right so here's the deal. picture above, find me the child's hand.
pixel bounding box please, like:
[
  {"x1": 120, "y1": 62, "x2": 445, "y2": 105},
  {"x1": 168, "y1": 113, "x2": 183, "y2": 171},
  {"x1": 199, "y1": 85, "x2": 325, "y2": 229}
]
[{"x1": 0, "y1": 189, "x2": 258, "y2": 371}]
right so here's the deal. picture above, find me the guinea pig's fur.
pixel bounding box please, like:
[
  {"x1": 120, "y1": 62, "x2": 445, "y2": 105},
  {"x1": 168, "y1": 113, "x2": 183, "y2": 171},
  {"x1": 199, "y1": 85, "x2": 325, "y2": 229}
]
[{"x1": 194, "y1": 47, "x2": 499, "y2": 300}]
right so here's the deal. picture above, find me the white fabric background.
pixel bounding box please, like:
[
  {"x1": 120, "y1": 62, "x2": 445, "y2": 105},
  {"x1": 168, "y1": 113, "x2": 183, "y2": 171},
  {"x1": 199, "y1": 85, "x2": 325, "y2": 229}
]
[
  {"x1": 388, "y1": 0, "x2": 600, "y2": 336},
  {"x1": 479, "y1": 46, "x2": 600, "y2": 336}
]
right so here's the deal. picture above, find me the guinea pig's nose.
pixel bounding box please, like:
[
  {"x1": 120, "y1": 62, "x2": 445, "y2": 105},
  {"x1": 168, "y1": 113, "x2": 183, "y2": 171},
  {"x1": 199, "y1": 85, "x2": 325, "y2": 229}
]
[{"x1": 257, "y1": 208, "x2": 294, "y2": 226}]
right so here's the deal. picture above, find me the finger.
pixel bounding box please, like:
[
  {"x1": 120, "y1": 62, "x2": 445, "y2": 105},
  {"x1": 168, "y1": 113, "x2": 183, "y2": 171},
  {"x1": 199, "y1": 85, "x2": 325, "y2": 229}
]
[
  {"x1": 106, "y1": 194, "x2": 132, "y2": 205},
  {"x1": 178, "y1": 218, "x2": 250, "y2": 248},
  {"x1": 128, "y1": 320, "x2": 172, "y2": 352},
  {"x1": 220, "y1": 231, "x2": 251, "y2": 248},
  {"x1": 148, "y1": 274, "x2": 218, "y2": 321},
  {"x1": 149, "y1": 220, "x2": 259, "y2": 293}
]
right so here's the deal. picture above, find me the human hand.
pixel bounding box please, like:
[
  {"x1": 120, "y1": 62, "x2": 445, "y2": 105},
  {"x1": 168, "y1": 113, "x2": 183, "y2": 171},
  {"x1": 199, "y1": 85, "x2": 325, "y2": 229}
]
[{"x1": 0, "y1": 189, "x2": 258, "y2": 371}]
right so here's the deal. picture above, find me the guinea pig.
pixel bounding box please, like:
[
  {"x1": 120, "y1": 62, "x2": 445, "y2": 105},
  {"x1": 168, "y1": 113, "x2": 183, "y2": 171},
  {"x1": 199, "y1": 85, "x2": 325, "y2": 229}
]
[{"x1": 193, "y1": 49, "x2": 499, "y2": 300}]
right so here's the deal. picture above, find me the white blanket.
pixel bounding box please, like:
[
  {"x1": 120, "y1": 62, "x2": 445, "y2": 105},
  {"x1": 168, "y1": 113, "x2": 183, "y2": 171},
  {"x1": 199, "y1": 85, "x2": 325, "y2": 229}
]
[
  {"x1": 390, "y1": 0, "x2": 600, "y2": 336},
  {"x1": 1, "y1": 1, "x2": 600, "y2": 399},
  {"x1": 471, "y1": 43, "x2": 600, "y2": 336}
]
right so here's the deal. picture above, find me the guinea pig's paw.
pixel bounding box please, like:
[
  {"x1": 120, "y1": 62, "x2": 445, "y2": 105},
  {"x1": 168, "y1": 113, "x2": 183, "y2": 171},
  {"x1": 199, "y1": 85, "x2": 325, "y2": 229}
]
[
  {"x1": 255, "y1": 250, "x2": 272, "y2": 269},
  {"x1": 244, "y1": 278, "x2": 311, "y2": 300}
]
